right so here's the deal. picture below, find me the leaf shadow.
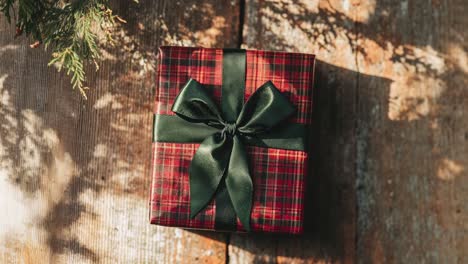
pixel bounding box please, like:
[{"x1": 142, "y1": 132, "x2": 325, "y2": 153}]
[{"x1": 0, "y1": 0, "x2": 238, "y2": 261}]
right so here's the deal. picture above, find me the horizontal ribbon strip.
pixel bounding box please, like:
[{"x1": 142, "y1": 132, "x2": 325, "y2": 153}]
[{"x1": 154, "y1": 114, "x2": 307, "y2": 151}]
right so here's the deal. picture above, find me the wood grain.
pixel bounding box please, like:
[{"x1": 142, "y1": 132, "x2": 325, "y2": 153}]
[
  {"x1": 354, "y1": 0, "x2": 468, "y2": 263},
  {"x1": 235, "y1": 0, "x2": 468, "y2": 263},
  {"x1": 0, "y1": 1, "x2": 239, "y2": 263},
  {"x1": 233, "y1": 0, "x2": 361, "y2": 263}
]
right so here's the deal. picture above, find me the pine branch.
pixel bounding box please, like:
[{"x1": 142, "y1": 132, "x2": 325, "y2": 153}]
[{"x1": 0, "y1": 0, "x2": 124, "y2": 99}]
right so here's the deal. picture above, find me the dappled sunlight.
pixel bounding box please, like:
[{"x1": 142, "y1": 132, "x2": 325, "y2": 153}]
[
  {"x1": 387, "y1": 76, "x2": 445, "y2": 121},
  {"x1": 246, "y1": 0, "x2": 359, "y2": 68},
  {"x1": 98, "y1": 1, "x2": 238, "y2": 79},
  {"x1": 2, "y1": 73, "x2": 76, "y2": 200},
  {"x1": 356, "y1": 25, "x2": 452, "y2": 124},
  {"x1": 67, "y1": 188, "x2": 226, "y2": 262},
  {"x1": 0, "y1": 170, "x2": 52, "y2": 263},
  {"x1": 86, "y1": 97, "x2": 151, "y2": 201},
  {"x1": 437, "y1": 158, "x2": 464, "y2": 181},
  {"x1": 358, "y1": 42, "x2": 446, "y2": 79},
  {"x1": 0, "y1": 108, "x2": 76, "y2": 263},
  {"x1": 353, "y1": 21, "x2": 448, "y2": 124},
  {"x1": 109, "y1": 159, "x2": 147, "y2": 196},
  {"x1": 1, "y1": 27, "x2": 89, "y2": 261},
  {"x1": 390, "y1": 45, "x2": 446, "y2": 76},
  {"x1": 447, "y1": 43, "x2": 468, "y2": 74},
  {"x1": 0, "y1": 74, "x2": 16, "y2": 170},
  {"x1": 325, "y1": 0, "x2": 376, "y2": 23},
  {"x1": 41, "y1": 141, "x2": 76, "y2": 206},
  {"x1": 0, "y1": 44, "x2": 18, "y2": 54},
  {"x1": 171, "y1": 2, "x2": 230, "y2": 47},
  {"x1": 92, "y1": 143, "x2": 109, "y2": 158},
  {"x1": 19, "y1": 110, "x2": 50, "y2": 191},
  {"x1": 244, "y1": 0, "x2": 458, "y2": 123},
  {"x1": 0, "y1": 170, "x2": 46, "y2": 241},
  {"x1": 192, "y1": 16, "x2": 226, "y2": 47},
  {"x1": 0, "y1": 231, "x2": 52, "y2": 264},
  {"x1": 0, "y1": 94, "x2": 77, "y2": 261},
  {"x1": 93, "y1": 92, "x2": 123, "y2": 110}
]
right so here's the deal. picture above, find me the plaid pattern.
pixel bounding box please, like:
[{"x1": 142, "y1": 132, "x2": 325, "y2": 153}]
[{"x1": 150, "y1": 46, "x2": 315, "y2": 234}]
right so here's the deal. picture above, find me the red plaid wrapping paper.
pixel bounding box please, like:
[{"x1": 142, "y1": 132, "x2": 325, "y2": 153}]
[{"x1": 150, "y1": 46, "x2": 315, "y2": 234}]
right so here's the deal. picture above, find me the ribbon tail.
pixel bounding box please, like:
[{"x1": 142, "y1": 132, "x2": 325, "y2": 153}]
[
  {"x1": 225, "y1": 135, "x2": 253, "y2": 231},
  {"x1": 189, "y1": 133, "x2": 232, "y2": 218}
]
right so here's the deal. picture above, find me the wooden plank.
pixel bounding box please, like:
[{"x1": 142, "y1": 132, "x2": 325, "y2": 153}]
[
  {"x1": 355, "y1": 0, "x2": 468, "y2": 262},
  {"x1": 237, "y1": 0, "x2": 468, "y2": 263},
  {"x1": 233, "y1": 0, "x2": 361, "y2": 263},
  {"x1": 0, "y1": 1, "x2": 240, "y2": 263}
]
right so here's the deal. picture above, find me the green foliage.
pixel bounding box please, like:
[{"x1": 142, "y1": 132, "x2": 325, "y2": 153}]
[{"x1": 0, "y1": 0, "x2": 123, "y2": 98}]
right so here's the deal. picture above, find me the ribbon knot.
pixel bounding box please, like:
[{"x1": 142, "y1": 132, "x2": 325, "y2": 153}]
[
  {"x1": 222, "y1": 123, "x2": 238, "y2": 137},
  {"x1": 170, "y1": 78, "x2": 297, "y2": 231}
]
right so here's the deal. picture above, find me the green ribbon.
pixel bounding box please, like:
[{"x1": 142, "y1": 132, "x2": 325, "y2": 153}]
[{"x1": 154, "y1": 78, "x2": 306, "y2": 231}]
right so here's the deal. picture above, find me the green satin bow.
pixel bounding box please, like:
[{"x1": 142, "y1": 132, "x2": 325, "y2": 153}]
[{"x1": 170, "y1": 78, "x2": 296, "y2": 231}]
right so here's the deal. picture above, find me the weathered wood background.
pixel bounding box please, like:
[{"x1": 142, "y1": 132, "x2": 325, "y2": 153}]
[{"x1": 0, "y1": 0, "x2": 467, "y2": 263}]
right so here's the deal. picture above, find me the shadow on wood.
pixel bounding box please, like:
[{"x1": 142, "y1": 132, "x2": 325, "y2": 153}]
[
  {"x1": 238, "y1": 0, "x2": 468, "y2": 262},
  {"x1": 187, "y1": 61, "x2": 393, "y2": 263}
]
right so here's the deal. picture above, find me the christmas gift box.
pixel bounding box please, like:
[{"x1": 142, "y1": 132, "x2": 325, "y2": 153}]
[{"x1": 150, "y1": 46, "x2": 315, "y2": 234}]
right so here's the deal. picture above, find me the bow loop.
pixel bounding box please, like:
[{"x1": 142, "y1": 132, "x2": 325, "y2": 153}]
[
  {"x1": 237, "y1": 81, "x2": 296, "y2": 135},
  {"x1": 172, "y1": 79, "x2": 224, "y2": 128}
]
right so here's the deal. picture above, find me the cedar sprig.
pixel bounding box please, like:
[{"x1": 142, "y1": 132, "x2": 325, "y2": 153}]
[{"x1": 0, "y1": 0, "x2": 126, "y2": 98}]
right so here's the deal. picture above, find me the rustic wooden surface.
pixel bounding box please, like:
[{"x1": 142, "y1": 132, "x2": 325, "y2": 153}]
[{"x1": 0, "y1": 0, "x2": 467, "y2": 263}]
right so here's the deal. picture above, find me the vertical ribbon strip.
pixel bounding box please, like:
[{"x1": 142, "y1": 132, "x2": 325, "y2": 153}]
[{"x1": 215, "y1": 49, "x2": 247, "y2": 230}]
